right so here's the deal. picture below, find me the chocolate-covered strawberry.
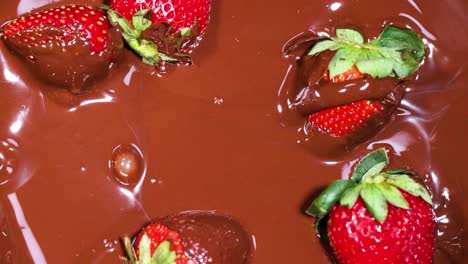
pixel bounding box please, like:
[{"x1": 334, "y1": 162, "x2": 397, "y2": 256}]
[
  {"x1": 103, "y1": 0, "x2": 211, "y2": 70},
  {"x1": 123, "y1": 211, "x2": 252, "y2": 264},
  {"x1": 282, "y1": 26, "x2": 425, "y2": 156},
  {"x1": 307, "y1": 149, "x2": 435, "y2": 263},
  {"x1": 1, "y1": 5, "x2": 123, "y2": 93}
]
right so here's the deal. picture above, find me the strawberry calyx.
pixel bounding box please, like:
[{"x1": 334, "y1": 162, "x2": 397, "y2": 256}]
[
  {"x1": 122, "y1": 223, "x2": 187, "y2": 264},
  {"x1": 308, "y1": 26, "x2": 425, "y2": 79},
  {"x1": 307, "y1": 148, "x2": 433, "y2": 224},
  {"x1": 103, "y1": 6, "x2": 193, "y2": 67},
  {"x1": 123, "y1": 235, "x2": 177, "y2": 264}
]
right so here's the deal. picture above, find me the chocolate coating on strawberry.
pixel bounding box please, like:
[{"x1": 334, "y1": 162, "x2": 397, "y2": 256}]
[
  {"x1": 160, "y1": 211, "x2": 252, "y2": 264},
  {"x1": 123, "y1": 211, "x2": 252, "y2": 264},
  {"x1": 279, "y1": 26, "x2": 425, "y2": 158},
  {"x1": 1, "y1": 5, "x2": 123, "y2": 93}
]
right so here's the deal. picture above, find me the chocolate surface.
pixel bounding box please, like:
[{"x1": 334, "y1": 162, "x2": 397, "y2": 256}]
[{"x1": 0, "y1": 0, "x2": 467, "y2": 263}]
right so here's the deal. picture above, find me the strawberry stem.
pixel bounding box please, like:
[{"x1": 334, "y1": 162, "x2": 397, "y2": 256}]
[
  {"x1": 103, "y1": 6, "x2": 180, "y2": 66},
  {"x1": 307, "y1": 148, "x2": 433, "y2": 223}
]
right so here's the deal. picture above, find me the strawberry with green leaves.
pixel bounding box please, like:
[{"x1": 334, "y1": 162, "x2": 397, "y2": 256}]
[
  {"x1": 307, "y1": 149, "x2": 435, "y2": 263},
  {"x1": 123, "y1": 222, "x2": 188, "y2": 264},
  {"x1": 103, "y1": 0, "x2": 211, "y2": 68},
  {"x1": 0, "y1": 5, "x2": 123, "y2": 92},
  {"x1": 305, "y1": 26, "x2": 425, "y2": 138}
]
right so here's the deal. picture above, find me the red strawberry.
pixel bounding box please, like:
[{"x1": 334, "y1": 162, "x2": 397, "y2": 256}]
[
  {"x1": 104, "y1": 0, "x2": 211, "y2": 68},
  {"x1": 123, "y1": 223, "x2": 188, "y2": 263},
  {"x1": 309, "y1": 100, "x2": 383, "y2": 138},
  {"x1": 309, "y1": 66, "x2": 384, "y2": 138},
  {"x1": 307, "y1": 149, "x2": 435, "y2": 264},
  {"x1": 322, "y1": 65, "x2": 364, "y2": 83},
  {"x1": 1, "y1": 5, "x2": 123, "y2": 92},
  {"x1": 303, "y1": 27, "x2": 425, "y2": 140},
  {"x1": 108, "y1": 0, "x2": 210, "y2": 34}
]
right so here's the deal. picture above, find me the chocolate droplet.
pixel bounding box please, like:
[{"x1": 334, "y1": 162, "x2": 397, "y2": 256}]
[{"x1": 110, "y1": 144, "x2": 144, "y2": 186}]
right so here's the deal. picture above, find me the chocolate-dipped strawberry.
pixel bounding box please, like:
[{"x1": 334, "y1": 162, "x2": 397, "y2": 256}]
[
  {"x1": 282, "y1": 26, "x2": 425, "y2": 157},
  {"x1": 307, "y1": 149, "x2": 435, "y2": 263},
  {"x1": 0, "y1": 5, "x2": 123, "y2": 93},
  {"x1": 103, "y1": 0, "x2": 211, "y2": 71},
  {"x1": 123, "y1": 211, "x2": 252, "y2": 263}
]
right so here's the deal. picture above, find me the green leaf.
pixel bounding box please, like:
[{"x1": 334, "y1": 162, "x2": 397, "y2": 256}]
[
  {"x1": 138, "y1": 234, "x2": 152, "y2": 263},
  {"x1": 304, "y1": 26, "x2": 425, "y2": 80},
  {"x1": 362, "y1": 162, "x2": 388, "y2": 180},
  {"x1": 385, "y1": 168, "x2": 415, "y2": 176},
  {"x1": 159, "y1": 53, "x2": 180, "y2": 62},
  {"x1": 336, "y1": 29, "x2": 364, "y2": 44},
  {"x1": 360, "y1": 184, "x2": 388, "y2": 223},
  {"x1": 306, "y1": 180, "x2": 356, "y2": 217},
  {"x1": 374, "y1": 26, "x2": 425, "y2": 61},
  {"x1": 315, "y1": 216, "x2": 330, "y2": 243},
  {"x1": 123, "y1": 236, "x2": 136, "y2": 262},
  {"x1": 328, "y1": 47, "x2": 361, "y2": 78},
  {"x1": 180, "y1": 28, "x2": 192, "y2": 37},
  {"x1": 376, "y1": 183, "x2": 410, "y2": 209},
  {"x1": 106, "y1": 9, "x2": 137, "y2": 38},
  {"x1": 386, "y1": 175, "x2": 433, "y2": 205},
  {"x1": 132, "y1": 9, "x2": 152, "y2": 35},
  {"x1": 355, "y1": 49, "x2": 394, "y2": 78},
  {"x1": 352, "y1": 149, "x2": 389, "y2": 183},
  {"x1": 152, "y1": 241, "x2": 177, "y2": 264},
  {"x1": 393, "y1": 52, "x2": 421, "y2": 78},
  {"x1": 381, "y1": 49, "x2": 420, "y2": 78},
  {"x1": 340, "y1": 185, "x2": 362, "y2": 208},
  {"x1": 308, "y1": 39, "x2": 337, "y2": 55}
]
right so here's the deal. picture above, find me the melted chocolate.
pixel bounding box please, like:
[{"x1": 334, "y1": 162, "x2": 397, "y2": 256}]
[{"x1": 0, "y1": 0, "x2": 466, "y2": 263}]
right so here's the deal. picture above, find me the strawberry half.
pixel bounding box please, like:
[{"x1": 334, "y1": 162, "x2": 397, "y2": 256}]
[
  {"x1": 103, "y1": 0, "x2": 211, "y2": 69},
  {"x1": 0, "y1": 5, "x2": 123, "y2": 92},
  {"x1": 307, "y1": 149, "x2": 435, "y2": 263},
  {"x1": 309, "y1": 66, "x2": 384, "y2": 138},
  {"x1": 123, "y1": 222, "x2": 188, "y2": 264}
]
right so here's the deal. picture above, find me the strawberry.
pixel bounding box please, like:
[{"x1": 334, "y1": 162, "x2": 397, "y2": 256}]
[
  {"x1": 103, "y1": 0, "x2": 211, "y2": 68},
  {"x1": 309, "y1": 66, "x2": 384, "y2": 138},
  {"x1": 122, "y1": 212, "x2": 252, "y2": 264},
  {"x1": 306, "y1": 26, "x2": 426, "y2": 138},
  {"x1": 307, "y1": 149, "x2": 435, "y2": 263},
  {"x1": 123, "y1": 222, "x2": 188, "y2": 264},
  {"x1": 322, "y1": 65, "x2": 364, "y2": 83},
  {"x1": 108, "y1": 0, "x2": 210, "y2": 34},
  {"x1": 0, "y1": 5, "x2": 123, "y2": 92}
]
